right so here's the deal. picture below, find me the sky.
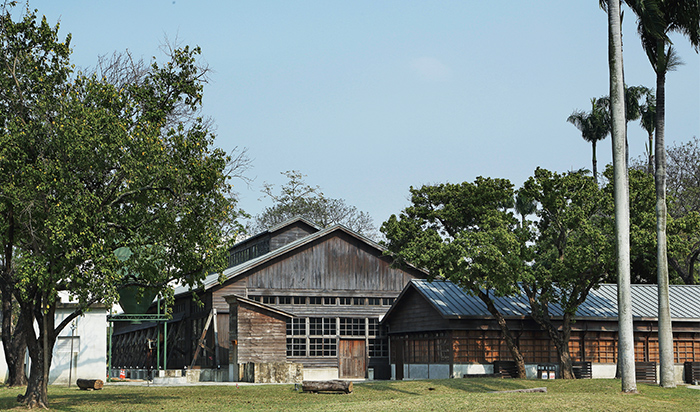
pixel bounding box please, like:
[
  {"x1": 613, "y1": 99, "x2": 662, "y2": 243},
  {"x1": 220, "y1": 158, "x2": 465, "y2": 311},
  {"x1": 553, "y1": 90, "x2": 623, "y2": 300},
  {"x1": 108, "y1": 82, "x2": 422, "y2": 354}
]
[{"x1": 19, "y1": 1, "x2": 700, "y2": 233}]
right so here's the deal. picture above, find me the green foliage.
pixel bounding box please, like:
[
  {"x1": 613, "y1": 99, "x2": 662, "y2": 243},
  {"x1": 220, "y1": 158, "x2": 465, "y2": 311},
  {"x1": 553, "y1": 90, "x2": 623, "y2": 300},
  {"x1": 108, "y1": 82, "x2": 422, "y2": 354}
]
[
  {"x1": 1, "y1": 6, "x2": 245, "y2": 405},
  {"x1": 381, "y1": 177, "x2": 525, "y2": 297},
  {"x1": 521, "y1": 168, "x2": 613, "y2": 316}
]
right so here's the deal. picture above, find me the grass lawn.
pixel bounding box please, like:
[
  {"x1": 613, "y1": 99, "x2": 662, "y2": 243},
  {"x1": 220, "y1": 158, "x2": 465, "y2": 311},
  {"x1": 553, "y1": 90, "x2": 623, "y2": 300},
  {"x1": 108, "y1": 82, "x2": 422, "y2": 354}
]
[{"x1": 1, "y1": 378, "x2": 698, "y2": 411}]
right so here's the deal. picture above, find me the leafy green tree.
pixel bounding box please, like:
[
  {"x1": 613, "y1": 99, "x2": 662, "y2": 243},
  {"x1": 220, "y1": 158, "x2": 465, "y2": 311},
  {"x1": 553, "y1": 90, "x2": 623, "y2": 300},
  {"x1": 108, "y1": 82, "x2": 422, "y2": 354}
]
[
  {"x1": 1, "y1": 7, "x2": 243, "y2": 407},
  {"x1": 623, "y1": 0, "x2": 700, "y2": 388},
  {"x1": 381, "y1": 178, "x2": 529, "y2": 378},
  {"x1": 520, "y1": 168, "x2": 614, "y2": 379},
  {"x1": 665, "y1": 137, "x2": 700, "y2": 218},
  {"x1": 251, "y1": 170, "x2": 376, "y2": 238},
  {"x1": 604, "y1": 165, "x2": 700, "y2": 286},
  {"x1": 0, "y1": 4, "x2": 74, "y2": 389},
  {"x1": 567, "y1": 98, "x2": 610, "y2": 184}
]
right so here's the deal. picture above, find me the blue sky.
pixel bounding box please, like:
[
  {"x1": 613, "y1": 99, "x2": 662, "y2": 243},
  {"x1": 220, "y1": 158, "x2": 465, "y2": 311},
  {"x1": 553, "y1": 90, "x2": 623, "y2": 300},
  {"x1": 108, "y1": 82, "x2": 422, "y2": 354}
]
[{"x1": 24, "y1": 1, "x2": 700, "y2": 230}]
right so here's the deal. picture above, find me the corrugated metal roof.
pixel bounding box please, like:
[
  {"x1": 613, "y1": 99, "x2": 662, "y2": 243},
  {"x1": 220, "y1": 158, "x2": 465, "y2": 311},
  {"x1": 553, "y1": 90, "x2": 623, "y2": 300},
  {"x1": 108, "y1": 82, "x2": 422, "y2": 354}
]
[{"x1": 410, "y1": 280, "x2": 700, "y2": 320}]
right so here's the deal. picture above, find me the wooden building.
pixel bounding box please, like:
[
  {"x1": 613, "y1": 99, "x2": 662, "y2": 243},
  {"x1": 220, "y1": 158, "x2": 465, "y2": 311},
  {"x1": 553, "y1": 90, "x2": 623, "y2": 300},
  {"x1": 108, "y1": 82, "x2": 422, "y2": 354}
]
[
  {"x1": 111, "y1": 218, "x2": 426, "y2": 381},
  {"x1": 383, "y1": 280, "x2": 700, "y2": 381}
]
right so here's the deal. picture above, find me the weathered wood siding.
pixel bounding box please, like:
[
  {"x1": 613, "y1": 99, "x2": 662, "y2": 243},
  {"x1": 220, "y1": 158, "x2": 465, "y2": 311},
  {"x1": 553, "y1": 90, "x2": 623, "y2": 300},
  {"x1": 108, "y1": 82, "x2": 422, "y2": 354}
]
[
  {"x1": 384, "y1": 288, "x2": 450, "y2": 334},
  {"x1": 215, "y1": 232, "x2": 419, "y2": 302},
  {"x1": 269, "y1": 222, "x2": 317, "y2": 251},
  {"x1": 232, "y1": 302, "x2": 288, "y2": 363}
]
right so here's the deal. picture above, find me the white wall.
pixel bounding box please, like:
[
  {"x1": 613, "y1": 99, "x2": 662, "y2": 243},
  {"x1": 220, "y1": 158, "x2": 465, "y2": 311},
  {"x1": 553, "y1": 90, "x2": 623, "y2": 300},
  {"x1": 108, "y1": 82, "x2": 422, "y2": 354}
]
[{"x1": 0, "y1": 306, "x2": 107, "y2": 385}]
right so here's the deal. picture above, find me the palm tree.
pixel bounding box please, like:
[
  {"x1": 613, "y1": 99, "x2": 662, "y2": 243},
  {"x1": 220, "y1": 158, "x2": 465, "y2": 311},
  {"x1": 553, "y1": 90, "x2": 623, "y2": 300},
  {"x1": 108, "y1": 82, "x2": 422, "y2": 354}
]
[
  {"x1": 624, "y1": 0, "x2": 700, "y2": 389},
  {"x1": 599, "y1": 84, "x2": 651, "y2": 164},
  {"x1": 638, "y1": 88, "x2": 656, "y2": 174},
  {"x1": 604, "y1": 0, "x2": 637, "y2": 394},
  {"x1": 567, "y1": 98, "x2": 610, "y2": 184}
]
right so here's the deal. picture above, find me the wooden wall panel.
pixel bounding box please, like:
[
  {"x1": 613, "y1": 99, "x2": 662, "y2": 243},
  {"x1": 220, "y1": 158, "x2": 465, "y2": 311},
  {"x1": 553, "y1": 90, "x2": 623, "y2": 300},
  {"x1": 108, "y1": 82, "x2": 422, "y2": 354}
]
[{"x1": 234, "y1": 304, "x2": 288, "y2": 364}]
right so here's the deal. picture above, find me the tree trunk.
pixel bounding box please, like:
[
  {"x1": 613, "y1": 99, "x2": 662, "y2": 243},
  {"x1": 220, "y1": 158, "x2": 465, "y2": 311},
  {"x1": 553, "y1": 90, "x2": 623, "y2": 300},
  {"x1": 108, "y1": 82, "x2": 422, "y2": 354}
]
[
  {"x1": 302, "y1": 380, "x2": 353, "y2": 394},
  {"x1": 607, "y1": 0, "x2": 637, "y2": 393},
  {"x1": 654, "y1": 43, "x2": 675, "y2": 389},
  {"x1": 523, "y1": 289, "x2": 575, "y2": 379},
  {"x1": 76, "y1": 379, "x2": 104, "y2": 390},
  {"x1": 1, "y1": 283, "x2": 27, "y2": 387},
  {"x1": 17, "y1": 298, "x2": 56, "y2": 409},
  {"x1": 592, "y1": 140, "x2": 598, "y2": 185},
  {"x1": 478, "y1": 290, "x2": 527, "y2": 379}
]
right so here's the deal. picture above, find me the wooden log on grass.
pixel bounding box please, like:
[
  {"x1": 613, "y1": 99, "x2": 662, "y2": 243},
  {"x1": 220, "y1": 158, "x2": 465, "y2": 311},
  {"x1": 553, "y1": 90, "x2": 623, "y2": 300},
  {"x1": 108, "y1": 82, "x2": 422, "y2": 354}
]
[
  {"x1": 302, "y1": 380, "x2": 353, "y2": 394},
  {"x1": 76, "y1": 379, "x2": 104, "y2": 390}
]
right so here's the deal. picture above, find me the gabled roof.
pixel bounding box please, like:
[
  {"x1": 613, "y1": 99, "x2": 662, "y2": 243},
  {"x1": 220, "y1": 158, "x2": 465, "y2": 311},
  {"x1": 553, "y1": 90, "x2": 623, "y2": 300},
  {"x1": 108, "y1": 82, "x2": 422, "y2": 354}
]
[
  {"x1": 384, "y1": 279, "x2": 700, "y2": 322},
  {"x1": 174, "y1": 223, "x2": 426, "y2": 296},
  {"x1": 225, "y1": 295, "x2": 295, "y2": 318},
  {"x1": 228, "y1": 217, "x2": 320, "y2": 251}
]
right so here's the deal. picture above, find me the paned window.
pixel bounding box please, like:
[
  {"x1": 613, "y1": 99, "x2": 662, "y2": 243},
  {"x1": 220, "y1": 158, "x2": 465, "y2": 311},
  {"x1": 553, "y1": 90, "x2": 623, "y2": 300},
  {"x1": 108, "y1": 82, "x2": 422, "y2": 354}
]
[
  {"x1": 339, "y1": 318, "x2": 365, "y2": 336},
  {"x1": 369, "y1": 338, "x2": 388, "y2": 357},
  {"x1": 286, "y1": 338, "x2": 306, "y2": 357},
  {"x1": 286, "y1": 318, "x2": 306, "y2": 336},
  {"x1": 309, "y1": 338, "x2": 337, "y2": 357}
]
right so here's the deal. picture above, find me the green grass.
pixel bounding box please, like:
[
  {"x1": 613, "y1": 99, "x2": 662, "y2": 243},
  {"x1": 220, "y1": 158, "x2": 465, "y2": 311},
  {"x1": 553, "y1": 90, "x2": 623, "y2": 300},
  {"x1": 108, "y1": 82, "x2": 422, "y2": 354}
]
[{"x1": 1, "y1": 378, "x2": 698, "y2": 411}]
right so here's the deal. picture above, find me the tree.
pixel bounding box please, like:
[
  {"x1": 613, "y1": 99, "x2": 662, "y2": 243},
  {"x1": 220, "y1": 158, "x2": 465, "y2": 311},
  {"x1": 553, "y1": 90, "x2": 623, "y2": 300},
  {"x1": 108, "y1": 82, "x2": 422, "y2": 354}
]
[
  {"x1": 623, "y1": 0, "x2": 700, "y2": 388},
  {"x1": 251, "y1": 170, "x2": 376, "y2": 239},
  {"x1": 599, "y1": 84, "x2": 652, "y2": 163},
  {"x1": 604, "y1": 165, "x2": 700, "y2": 285},
  {"x1": 1, "y1": 7, "x2": 244, "y2": 407},
  {"x1": 666, "y1": 137, "x2": 700, "y2": 218},
  {"x1": 601, "y1": 0, "x2": 637, "y2": 393},
  {"x1": 638, "y1": 88, "x2": 657, "y2": 173},
  {"x1": 520, "y1": 168, "x2": 614, "y2": 379},
  {"x1": 567, "y1": 98, "x2": 610, "y2": 184},
  {"x1": 381, "y1": 178, "x2": 530, "y2": 378},
  {"x1": 0, "y1": 4, "x2": 73, "y2": 389}
]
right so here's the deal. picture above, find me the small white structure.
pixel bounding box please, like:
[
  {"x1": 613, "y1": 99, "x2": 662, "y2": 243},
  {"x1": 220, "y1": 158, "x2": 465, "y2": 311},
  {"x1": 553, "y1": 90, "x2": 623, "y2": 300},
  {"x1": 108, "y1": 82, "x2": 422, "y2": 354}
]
[{"x1": 0, "y1": 300, "x2": 108, "y2": 385}]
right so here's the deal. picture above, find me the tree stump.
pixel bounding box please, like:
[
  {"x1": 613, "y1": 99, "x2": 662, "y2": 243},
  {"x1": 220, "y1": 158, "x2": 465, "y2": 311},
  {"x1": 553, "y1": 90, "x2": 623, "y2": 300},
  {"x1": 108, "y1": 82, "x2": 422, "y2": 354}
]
[
  {"x1": 76, "y1": 379, "x2": 104, "y2": 390},
  {"x1": 302, "y1": 380, "x2": 353, "y2": 394}
]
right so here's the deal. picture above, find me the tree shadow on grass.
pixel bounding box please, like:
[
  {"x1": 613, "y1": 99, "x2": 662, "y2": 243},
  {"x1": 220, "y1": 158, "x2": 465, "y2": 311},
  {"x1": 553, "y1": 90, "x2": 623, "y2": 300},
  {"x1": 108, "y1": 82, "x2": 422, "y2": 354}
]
[
  {"x1": 359, "y1": 377, "x2": 538, "y2": 396},
  {"x1": 0, "y1": 387, "x2": 175, "y2": 411}
]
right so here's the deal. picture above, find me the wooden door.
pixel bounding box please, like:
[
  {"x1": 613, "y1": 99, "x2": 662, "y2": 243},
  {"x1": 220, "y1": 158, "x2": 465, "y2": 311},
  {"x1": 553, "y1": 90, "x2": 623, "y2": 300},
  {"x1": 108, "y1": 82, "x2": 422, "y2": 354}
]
[
  {"x1": 339, "y1": 339, "x2": 366, "y2": 378},
  {"x1": 394, "y1": 340, "x2": 404, "y2": 380}
]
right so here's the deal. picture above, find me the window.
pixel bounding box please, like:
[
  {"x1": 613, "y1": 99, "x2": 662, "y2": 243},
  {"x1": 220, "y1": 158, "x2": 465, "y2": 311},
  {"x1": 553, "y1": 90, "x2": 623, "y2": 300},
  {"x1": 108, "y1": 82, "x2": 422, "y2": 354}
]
[
  {"x1": 369, "y1": 338, "x2": 388, "y2": 357},
  {"x1": 309, "y1": 338, "x2": 337, "y2": 357},
  {"x1": 353, "y1": 297, "x2": 366, "y2": 305},
  {"x1": 278, "y1": 296, "x2": 292, "y2": 305},
  {"x1": 324, "y1": 297, "x2": 336, "y2": 305},
  {"x1": 286, "y1": 319, "x2": 306, "y2": 336},
  {"x1": 339, "y1": 297, "x2": 352, "y2": 305},
  {"x1": 262, "y1": 296, "x2": 276, "y2": 304},
  {"x1": 287, "y1": 338, "x2": 306, "y2": 357},
  {"x1": 293, "y1": 296, "x2": 305, "y2": 305},
  {"x1": 382, "y1": 298, "x2": 395, "y2": 306},
  {"x1": 309, "y1": 318, "x2": 336, "y2": 336},
  {"x1": 249, "y1": 295, "x2": 261, "y2": 302},
  {"x1": 339, "y1": 318, "x2": 364, "y2": 336},
  {"x1": 309, "y1": 297, "x2": 323, "y2": 305},
  {"x1": 368, "y1": 298, "x2": 381, "y2": 306},
  {"x1": 368, "y1": 318, "x2": 380, "y2": 336}
]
